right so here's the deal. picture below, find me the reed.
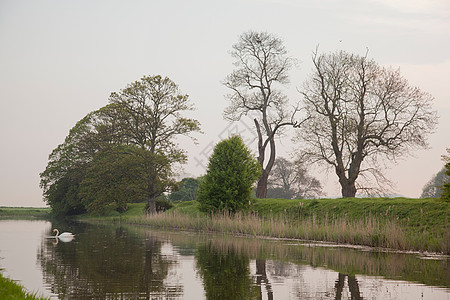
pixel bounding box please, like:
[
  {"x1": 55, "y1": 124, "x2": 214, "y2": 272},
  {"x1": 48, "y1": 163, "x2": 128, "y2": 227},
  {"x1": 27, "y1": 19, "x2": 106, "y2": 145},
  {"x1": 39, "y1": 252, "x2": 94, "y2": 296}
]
[{"x1": 125, "y1": 209, "x2": 445, "y2": 253}]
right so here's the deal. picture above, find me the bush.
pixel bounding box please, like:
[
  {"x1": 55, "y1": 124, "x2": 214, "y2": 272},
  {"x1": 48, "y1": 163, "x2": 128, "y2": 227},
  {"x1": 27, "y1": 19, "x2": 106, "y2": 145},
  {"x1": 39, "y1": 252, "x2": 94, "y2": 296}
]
[
  {"x1": 169, "y1": 177, "x2": 200, "y2": 201},
  {"x1": 145, "y1": 197, "x2": 174, "y2": 213},
  {"x1": 197, "y1": 135, "x2": 261, "y2": 213}
]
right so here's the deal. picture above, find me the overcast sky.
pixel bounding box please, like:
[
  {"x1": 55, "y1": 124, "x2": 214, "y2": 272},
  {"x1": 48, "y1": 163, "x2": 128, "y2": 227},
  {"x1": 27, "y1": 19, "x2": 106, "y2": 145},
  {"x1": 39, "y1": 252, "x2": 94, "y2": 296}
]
[{"x1": 1, "y1": 0, "x2": 449, "y2": 207}]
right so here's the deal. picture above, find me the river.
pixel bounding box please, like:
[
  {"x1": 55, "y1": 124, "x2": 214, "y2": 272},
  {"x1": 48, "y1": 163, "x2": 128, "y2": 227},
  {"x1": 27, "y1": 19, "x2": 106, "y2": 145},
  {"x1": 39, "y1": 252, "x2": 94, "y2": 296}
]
[{"x1": 0, "y1": 219, "x2": 448, "y2": 299}]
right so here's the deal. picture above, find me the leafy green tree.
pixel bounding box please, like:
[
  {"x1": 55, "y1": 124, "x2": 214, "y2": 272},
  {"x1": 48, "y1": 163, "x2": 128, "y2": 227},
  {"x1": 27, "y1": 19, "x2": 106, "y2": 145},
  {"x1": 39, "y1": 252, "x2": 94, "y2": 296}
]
[
  {"x1": 79, "y1": 145, "x2": 175, "y2": 213},
  {"x1": 40, "y1": 75, "x2": 200, "y2": 215},
  {"x1": 42, "y1": 167, "x2": 86, "y2": 216},
  {"x1": 197, "y1": 136, "x2": 261, "y2": 213},
  {"x1": 108, "y1": 75, "x2": 201, "y2": 211},
  {"x1": 168, "y1": 177, "x2": 200, "y2": 202},
  {"x1": 108, "y1": 75, "x2": 200, "y2": 157},
  {"x1": 39, "y1": 111, "x2": 109, "y2": 216}
]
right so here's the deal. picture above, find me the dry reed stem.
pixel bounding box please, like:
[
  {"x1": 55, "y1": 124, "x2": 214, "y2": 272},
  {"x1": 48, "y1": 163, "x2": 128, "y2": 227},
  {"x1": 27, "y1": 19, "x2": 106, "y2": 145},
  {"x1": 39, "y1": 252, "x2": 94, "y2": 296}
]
[{"x1": 124, "y1": 210, "x2": 425, "y2": 252}]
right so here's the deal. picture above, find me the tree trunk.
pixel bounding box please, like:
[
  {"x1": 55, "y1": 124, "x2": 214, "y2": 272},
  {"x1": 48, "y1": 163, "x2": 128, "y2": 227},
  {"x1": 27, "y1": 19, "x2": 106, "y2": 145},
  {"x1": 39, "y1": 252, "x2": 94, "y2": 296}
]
[
  {"x1": 146, "y1": 198, "x2": 156, "y2": 214},
  {"x1": 256, "y1": 170, "x2": 269, "y2": 198},
  {"x1": 336, "y1": 165, "x2": 357, "y2": 198},
  {"x1": 347, "y1": 275, "x2": 362, "y2": 300},
  {"x1": 341, "y1": 180, "x2": 357, "y2": 198},
  {"x1": 256, "y1": 259, "x2": 273, "y2": 300},
  {"x1": 334, "y1": 273, "x2": 345, "y2": 300},
  {"x1": 254, "y1": 118, "x2": 276, "y2": 199}
]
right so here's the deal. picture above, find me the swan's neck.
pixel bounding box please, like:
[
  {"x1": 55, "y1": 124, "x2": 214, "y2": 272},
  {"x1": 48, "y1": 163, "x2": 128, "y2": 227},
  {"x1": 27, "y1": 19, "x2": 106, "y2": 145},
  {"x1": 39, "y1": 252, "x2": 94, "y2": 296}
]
[{"x1": 54, "y1": 229, "x2": 59, "y2": 237}]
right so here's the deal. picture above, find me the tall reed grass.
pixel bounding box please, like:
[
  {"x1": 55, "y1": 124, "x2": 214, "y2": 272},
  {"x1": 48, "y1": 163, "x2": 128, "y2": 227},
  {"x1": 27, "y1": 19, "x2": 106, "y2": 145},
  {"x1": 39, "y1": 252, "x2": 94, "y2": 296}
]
[{"x1": 124, "y1": 210, "x2": 447, "y2": 253}]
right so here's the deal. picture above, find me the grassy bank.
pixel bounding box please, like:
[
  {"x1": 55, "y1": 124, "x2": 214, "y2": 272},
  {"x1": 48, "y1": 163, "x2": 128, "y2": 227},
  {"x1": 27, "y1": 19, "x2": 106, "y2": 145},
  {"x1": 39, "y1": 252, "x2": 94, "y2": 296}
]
[
  {"x1": 0, "y1": 207, "x2": 51, "y2": 219},
  {"x1": 0, "y1": 273, "x2": 48, "y2": 300},
  {"x1": 84, "y1": 198, "x2": 450, "y2": 254}
]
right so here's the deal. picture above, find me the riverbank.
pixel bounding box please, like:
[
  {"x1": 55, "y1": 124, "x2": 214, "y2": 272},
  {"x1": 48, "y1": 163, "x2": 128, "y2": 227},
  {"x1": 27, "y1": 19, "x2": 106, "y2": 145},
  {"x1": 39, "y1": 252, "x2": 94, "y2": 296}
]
[
  {"x1": 0, "y1": 273, "x2": 48, "y2": 300},
  {"x1": 82, "y1": 197, "x2": 449, "y2": 254}
]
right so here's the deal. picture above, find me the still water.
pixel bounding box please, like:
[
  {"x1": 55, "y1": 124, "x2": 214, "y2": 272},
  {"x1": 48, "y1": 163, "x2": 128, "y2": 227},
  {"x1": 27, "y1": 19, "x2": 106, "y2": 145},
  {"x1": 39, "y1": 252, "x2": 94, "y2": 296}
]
[{"x1": 0, "y1": 219, "x2": 448, "y2": 299}]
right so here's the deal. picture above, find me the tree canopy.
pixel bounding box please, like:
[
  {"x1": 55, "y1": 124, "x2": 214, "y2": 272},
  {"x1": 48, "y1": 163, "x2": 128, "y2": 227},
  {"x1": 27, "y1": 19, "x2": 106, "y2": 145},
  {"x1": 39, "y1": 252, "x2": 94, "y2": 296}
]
[
  {"x1": 197, "y1": 135, "x2": 261, "y2": 213},
  {"x1": 223, "y1": 31, "x2": 302, "y2": 198},
  {"x1": 168, "y1": 177, "x2": 201, "y2": 202},
  {"x1": 267, "y1": 157, "x2": 322, "y2": 199},
  {"x1": 297, "y1": 50, "x2": 437, "y2": 197},
  {"x1": 421, "y1": 167, "x2": 449, "y2": 198},
  {"x1": 40, "y1": 75, "x2": 200, "y2": 215}
]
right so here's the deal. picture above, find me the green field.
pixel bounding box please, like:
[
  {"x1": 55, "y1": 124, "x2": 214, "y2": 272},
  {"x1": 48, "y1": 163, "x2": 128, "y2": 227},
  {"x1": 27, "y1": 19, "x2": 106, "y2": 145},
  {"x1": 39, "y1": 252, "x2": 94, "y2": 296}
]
[
  {"x1": 0, "y1": 207, "x2": 51, "y2": 219},
  {"x1": 81, "y1": 197, "x2": 449, "y2": 254}
]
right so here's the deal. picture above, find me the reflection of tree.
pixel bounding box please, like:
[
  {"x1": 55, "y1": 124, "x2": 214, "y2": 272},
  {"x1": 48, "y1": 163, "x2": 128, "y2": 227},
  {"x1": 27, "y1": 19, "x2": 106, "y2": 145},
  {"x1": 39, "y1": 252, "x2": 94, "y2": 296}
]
[
  {"x1": 137, "y1": 229, "x2": 449, "y2": 289},
  {"x1": 334, "y1": 273, "x2": 362, "y2": 300},
  {"x1": 256, "y1": 259, "x2": 273, "y2": 300},
  {"x1": 38, "y1": 224, "x2": 180, "y2": 298},
  {"x1": 195, "y1": 241, "x2": 260, "y2": 299}
]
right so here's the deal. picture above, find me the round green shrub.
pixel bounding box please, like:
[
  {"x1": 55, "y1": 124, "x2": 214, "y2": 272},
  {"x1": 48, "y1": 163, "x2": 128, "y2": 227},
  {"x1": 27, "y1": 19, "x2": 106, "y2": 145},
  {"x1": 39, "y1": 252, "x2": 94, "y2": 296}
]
[{"x1": 197, "y1": 135, "x2": 261, "y2": 213}]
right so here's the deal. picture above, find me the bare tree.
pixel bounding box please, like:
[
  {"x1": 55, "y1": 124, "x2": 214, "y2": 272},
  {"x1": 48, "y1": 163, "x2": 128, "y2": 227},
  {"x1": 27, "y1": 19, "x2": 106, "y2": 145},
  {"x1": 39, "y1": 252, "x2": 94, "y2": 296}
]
[
  {"x1": 297, "y1": 50, "x2": 438, "y2": 197},
  {"x1": 224, "y1": 31, "x2": 302, "y2": 198},
  {"x1": 267, "y1": 157, "x2": 322, "y2": 199}
]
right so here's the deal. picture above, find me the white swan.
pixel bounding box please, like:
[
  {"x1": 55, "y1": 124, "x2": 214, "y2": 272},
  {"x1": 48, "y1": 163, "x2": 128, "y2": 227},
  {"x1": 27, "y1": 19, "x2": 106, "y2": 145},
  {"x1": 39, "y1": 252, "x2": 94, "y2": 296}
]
[{"x1": 53, "y1": 228, "x2": 74, "y2": 238}]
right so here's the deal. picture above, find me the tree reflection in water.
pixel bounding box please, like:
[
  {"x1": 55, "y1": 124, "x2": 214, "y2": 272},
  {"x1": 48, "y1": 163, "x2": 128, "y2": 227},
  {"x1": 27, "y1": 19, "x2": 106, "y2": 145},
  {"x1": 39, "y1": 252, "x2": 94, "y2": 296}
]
[
  {"x1": 334, "y1": 273, "x2": 361, "y2": 300},
  {"x1": 34, "y1": 223, "x2": 449, "y2": 299},
  {"x1": 37, "y1": 224, "x2": 180, "y2": 298},
  {"x1": 195, "y1": 240, "x2": 260, "y2": 299},
  {"x1": 256, "y1": 259, "x2": 273, "y2": 300}
]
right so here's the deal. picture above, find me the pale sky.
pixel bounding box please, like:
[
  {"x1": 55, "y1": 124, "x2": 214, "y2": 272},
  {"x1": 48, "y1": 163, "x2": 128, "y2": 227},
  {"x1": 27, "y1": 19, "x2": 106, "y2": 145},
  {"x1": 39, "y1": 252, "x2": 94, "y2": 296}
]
[{"x1": 0, "y1": 0, "x2": 449, "y2": 207}]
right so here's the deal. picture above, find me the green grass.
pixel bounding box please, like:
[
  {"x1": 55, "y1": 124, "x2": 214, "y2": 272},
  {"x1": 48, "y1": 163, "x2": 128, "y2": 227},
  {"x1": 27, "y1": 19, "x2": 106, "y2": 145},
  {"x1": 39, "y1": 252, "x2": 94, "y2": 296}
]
[
  {"x1": 0, "y1": 207, "x2": 51, "y2": 219},
  {"x1": 251, "y1": 197, "x2": 449, "y2": 252},
  {"x1": 80, "y1": 198, "x2": 450, "y2": 254},
  {"x1": 0, "y1": 273, "x2": 49, "y2": 299}
]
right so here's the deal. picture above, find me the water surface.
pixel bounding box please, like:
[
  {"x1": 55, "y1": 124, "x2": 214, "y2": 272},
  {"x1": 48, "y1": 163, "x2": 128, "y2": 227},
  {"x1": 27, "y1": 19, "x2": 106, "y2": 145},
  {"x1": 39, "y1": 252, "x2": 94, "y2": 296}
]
[{"x1": 0, "y1": 219, "x2": 448, "y2": 299}]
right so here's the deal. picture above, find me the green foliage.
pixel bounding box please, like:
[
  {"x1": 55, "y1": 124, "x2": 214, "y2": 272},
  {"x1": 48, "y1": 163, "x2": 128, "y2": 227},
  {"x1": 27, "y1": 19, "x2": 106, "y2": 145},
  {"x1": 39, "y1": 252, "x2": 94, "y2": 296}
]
[
  {"x1": 79, "y1": 145, "x2": 157, "y2": 213},
  {"x1": 108, "y1": 75, "x2": 201, "y2": 156},
  {"x1": 266, "y1": 187, "x2": 293, "y2": 199},
  {"x1": 42, "y1": 167, "x2": 87, "y2": 216},
  {"x1": 168, "y1": 177, "x2": 200, "y2": 201},
  {"x1": 40, "y1": 75, "x2": 200, "y2": 216},
  {"x1": 144, "y1": 197, "x2": 174, "y2": 213},
  {"x1": 196, "y1": 242, "x2": 259, "y2": 299},
  {"x1": 197, "y1": 136, "x2": 261, "y2": 213},
  {"x1": 0, "y1": 273, "x2": 48, "y2": 299}
]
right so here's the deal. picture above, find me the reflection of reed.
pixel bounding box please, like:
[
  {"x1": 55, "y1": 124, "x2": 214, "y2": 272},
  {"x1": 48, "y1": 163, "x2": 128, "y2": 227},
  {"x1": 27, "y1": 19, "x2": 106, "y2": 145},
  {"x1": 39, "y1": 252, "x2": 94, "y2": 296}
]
[{"x1": 133, "y1": 228, "x2": 449, "y2": 288}]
